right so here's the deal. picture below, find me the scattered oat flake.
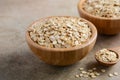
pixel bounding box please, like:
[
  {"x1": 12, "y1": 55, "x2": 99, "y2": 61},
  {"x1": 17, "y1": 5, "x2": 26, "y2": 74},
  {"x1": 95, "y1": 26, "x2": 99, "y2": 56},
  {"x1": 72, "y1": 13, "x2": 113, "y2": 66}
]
[
  {"x1": 108, "y1": 73, "x2": 114, "y2": 77},
  {"x1": 89, "y1": 73, "x2": 95, "y2": 76},
  {"x1": 101, "y1": 69, "x2": 106, "y2": 73},
  {"x1": 75, "y1": 67, "x2": 119, "y2": 79},
  {"x1": 93, "y1": 67, "x2": 97, "y2": 70},
  {"x1": 94, "y1": 72, "x2": 100, "y2": 76},
  {"x1": 88, "y1": 69, "x2": 93, "y2": 72},
  {"x1": 91, "y1": 75, "x2": 97, "y2": 78},
  {"x1": 79, "y1": 68, "x2": 84, "y2": 71},
  {"x1": 75, "y1": 75, "x2": 79, "y2": 78},
  {"x1": 113, "y1": 72, "x2": 119, "y2": 76},
  {"x1": 83, "y1": 75, "x2": 89, "y2": 78},
  {"x1": 79, "y1": 74, "x2": 83, "y2": 77},
  {"x1": 81, "y1": 71, "x2": 87, "y2": 74}
]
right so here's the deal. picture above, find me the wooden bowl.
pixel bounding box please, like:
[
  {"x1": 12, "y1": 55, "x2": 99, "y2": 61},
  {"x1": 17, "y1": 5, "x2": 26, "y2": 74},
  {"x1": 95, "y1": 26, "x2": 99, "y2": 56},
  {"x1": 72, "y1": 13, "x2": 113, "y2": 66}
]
[
  {"x1": 78, "y1": 0, "x2": 120, "y2": 35},
  {"x1": 26, "y1": 16, "x2": 97, "y2": 66},
  {"x1": 95, "y1": 49, "x2": 120, "y2": 66}
]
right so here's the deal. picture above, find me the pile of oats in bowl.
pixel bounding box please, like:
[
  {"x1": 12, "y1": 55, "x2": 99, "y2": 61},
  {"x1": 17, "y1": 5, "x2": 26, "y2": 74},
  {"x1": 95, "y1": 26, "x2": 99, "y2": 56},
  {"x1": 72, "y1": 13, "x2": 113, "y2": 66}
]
[
  {"x1": 83, "y1": 0, "x2": 120, "y2": 18},
  {"x1": 96, "y1": 49, "x2": 118, "y2": 62},
  {"x1": 28, "y1": 17, "x2": 92, "y2": 48}
]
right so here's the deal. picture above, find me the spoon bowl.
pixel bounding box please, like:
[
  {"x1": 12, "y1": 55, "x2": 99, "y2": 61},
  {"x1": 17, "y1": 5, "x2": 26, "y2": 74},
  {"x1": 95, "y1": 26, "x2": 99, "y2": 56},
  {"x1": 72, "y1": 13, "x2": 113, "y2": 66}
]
[{"x1": 95, "y1": 47, "x2": 120, "y2": 66}]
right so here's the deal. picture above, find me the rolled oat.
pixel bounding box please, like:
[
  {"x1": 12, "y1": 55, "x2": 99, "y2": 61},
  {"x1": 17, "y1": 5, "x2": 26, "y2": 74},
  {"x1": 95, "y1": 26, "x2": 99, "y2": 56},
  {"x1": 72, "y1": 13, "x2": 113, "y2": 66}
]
[
  {"x1": 28, "y1": 17, "x2": 92, "y2": 48},
  {"x1": 83, "y1": 0, "x2": 120, "y2": 18}
]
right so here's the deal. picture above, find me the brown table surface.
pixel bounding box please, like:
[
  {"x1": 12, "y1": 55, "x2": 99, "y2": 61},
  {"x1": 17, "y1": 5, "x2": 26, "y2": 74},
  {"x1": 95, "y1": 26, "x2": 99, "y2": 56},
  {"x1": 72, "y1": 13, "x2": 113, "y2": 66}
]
[{"x1": 0, "y1": 0, "x2": 120, "y2": 80}]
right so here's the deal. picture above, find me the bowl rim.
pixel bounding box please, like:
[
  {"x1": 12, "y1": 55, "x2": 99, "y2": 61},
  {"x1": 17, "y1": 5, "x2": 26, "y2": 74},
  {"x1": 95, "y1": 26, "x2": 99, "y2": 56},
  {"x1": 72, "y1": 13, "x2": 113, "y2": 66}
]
[
  {"x1": 95, "y1": 49, "x2": 120, "y2": 65},
  {"x1": 78, "y1": 0, "x2": 120, "y2": 20},
  {"x1": 26, "y1": 16, "x2": 97, "y2": 52}
]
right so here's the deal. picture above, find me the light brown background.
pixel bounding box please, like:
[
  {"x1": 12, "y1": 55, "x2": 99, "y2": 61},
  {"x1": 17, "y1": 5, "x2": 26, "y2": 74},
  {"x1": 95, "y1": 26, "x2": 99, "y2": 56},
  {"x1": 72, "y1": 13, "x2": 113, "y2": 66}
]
[{"x1": 0, "y1": 0, "x2": 120, "y2": 80}]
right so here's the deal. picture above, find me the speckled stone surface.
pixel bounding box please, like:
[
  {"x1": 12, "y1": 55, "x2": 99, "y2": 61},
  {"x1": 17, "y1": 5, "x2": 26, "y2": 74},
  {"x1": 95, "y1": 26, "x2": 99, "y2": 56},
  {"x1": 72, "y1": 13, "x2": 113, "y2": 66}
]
[{"x1": 0, "y1": 0, "x2": 120, "y2": 80}]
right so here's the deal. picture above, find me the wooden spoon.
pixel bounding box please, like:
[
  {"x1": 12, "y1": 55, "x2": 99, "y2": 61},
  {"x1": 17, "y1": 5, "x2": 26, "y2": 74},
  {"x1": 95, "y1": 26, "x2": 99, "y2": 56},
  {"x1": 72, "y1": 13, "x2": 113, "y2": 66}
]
[{"x1": 95, "y1": 47, "x2": 120, "y2": 66}]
